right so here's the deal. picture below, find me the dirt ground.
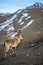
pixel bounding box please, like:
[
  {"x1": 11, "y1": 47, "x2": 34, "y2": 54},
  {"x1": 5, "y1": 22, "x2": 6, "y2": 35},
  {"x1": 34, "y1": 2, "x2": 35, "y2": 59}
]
[{"x1": 0, "y1": 39, "x2": 43, "y2": 65}]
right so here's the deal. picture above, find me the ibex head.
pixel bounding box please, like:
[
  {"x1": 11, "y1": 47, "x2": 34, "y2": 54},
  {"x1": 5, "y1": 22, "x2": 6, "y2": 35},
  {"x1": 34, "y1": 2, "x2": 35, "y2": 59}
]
[
  {"x1": 11, "y1": 29, "x2": 24, "y2": 41},
  {"x1": 17, "y1": 29, "x2": 23, "y2": 41}
]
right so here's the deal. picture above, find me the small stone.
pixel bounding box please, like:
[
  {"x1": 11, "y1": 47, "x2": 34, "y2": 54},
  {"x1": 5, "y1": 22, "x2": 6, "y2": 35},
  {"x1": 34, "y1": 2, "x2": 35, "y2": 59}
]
[
  {"x1": 10, "y1": 53, "x2": 12, "y2": 55},
  {"x1": 26, "y1": 54, "x2": 29, "y2": 57}
]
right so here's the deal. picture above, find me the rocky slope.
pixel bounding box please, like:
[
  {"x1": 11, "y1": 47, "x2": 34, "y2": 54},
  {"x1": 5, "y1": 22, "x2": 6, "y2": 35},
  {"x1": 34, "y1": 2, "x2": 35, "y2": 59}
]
[{"x1": 0, "y1": 2, "x2": 43, "y2": 42}]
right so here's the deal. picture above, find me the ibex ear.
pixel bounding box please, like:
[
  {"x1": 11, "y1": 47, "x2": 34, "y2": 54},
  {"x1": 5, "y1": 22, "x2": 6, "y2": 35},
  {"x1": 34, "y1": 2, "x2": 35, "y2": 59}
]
[{"x1": 18, "y1": 29, "x2": 21, "y2": 34}]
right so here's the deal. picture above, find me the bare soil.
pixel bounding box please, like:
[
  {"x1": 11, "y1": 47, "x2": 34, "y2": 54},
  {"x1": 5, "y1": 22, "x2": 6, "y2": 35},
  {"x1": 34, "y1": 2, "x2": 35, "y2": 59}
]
[{"x1": 0, "y1": 39, "x2": 43, "y2": 65}]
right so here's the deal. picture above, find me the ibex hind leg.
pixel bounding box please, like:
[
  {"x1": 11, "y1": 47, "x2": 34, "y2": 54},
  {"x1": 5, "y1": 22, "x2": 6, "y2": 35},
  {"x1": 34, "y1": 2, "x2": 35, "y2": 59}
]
[
  {"x1": 12, "y1": 47, "x2": 16, "y2": 56},
  {"x1": 4, "y1": 46, "x2": 10, "y2": 58}
]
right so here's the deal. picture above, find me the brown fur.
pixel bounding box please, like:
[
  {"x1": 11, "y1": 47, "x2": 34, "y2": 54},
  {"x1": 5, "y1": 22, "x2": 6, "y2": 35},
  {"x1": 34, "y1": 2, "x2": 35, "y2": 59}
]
[{"x1": 4, "y1": 30, "x2": 23, "y2": 58}]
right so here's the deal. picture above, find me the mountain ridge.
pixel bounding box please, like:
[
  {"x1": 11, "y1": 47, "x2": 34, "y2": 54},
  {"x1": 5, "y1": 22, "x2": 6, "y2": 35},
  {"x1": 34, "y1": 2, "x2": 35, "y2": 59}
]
[
  {"x1": 0, "y1": 2, "x2": 43, "y2": 42},
  {"x1": 26, "y1": 2, "x2": 43, "y2": 9}
]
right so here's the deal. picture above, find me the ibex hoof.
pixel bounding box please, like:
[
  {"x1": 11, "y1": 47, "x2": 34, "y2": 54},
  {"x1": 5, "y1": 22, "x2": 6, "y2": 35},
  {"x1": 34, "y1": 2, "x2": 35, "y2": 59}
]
[{"x1": 12, "y1": 54, "x2": 16, "y2": 57}]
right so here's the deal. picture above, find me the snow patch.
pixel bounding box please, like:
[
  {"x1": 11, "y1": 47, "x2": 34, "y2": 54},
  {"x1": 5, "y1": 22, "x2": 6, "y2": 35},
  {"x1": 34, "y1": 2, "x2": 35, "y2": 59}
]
[
  {"x1": 0, "y1": 20, "x2": 13, "y2": 31},
  {"x1": 17, "y1": 10, "x2": 22, "y2": 14},
  {"x1": 21, "y1": 16, "x2": 24, "y2": 19},
  {"x1": 0, "y1": 20, "x2": 12, "y2": 26},
  {"x1": 18, "y1": 19, "x2": 22, "y2": 23},
  {"x1": 21, "y1": 20, "x2": 34, "y2": 30},
  {"x1": 25, "y1": 16, "x2": 31, "y2": 20},
  {"x1": 7, "y1": 32, "x2": 14, "y2": 36},
  {"x1": 10, "y1": 32, "x2": 18, "y2": 37},
  {"x1": 24, "y1": 10, "x2": 27, "y2": 12},
  {"x1": 0, "y1": 13, "x2": 17, "y2": 31},
  {"x1": 19, "y1": 13, "x2": 28, "y2": 20},
  {"x1": 18, "y1": 15, "x2": 25, "y2": 23},
  {"x1": 19, "y1": 22, "x2": 24, "y2": 25},
  {"x1": 10, "y1": 14, "x2": 17, "y2": 21},
  {"x1": 6, "y1": 25, "x2": 14, "y2": 32},
  {"x1": 23, "y1": 13, "x2": 28, "y2": 17}
]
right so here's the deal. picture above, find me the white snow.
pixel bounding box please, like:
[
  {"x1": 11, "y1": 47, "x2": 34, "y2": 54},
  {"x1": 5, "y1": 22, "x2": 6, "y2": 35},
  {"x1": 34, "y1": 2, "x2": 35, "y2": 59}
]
[
  {"x1": 10, "y1": 14, "x2": 17, "y2": 21},
  {"x1": 24, "y1": 10, "x2": 27, "y2": 12},
  {"x1": 6, "y1": 25, "x2": 14, "y2": 32},
  {"x1": 0, "y1": 12, "x2": 29, "y2": 31},
  {"x1": 15, "y1": 18, "x2": 18, "y2": 21},
  {"x1": 19, "y1": 22, "x2": 24, "y2": 25},
  {"x1": 10, "y1": 32, "x2": 18, "y2": 37},
  {"x1": 18, "y1": 13, "x2": 28, "y2": 23},
  {"x1": 18, "y1": 19, "x2": 22, "y2": 23},
  {"x1": 21, "y1": 20, "x2": 34, "y2": 30},
  {"x1": 23, "y1": 13, "x2": 28, "y2": 17},
  {"x1": 39, "y1": 3, "x2": 42, "y2": 8},
  {"x1": 0, "y1": 20, "x2": 12, "y2": 26},
  {"x1": 25, "y1": 16, "x2": 31, "y2": 20},
  {"x1": 18, "y1": 16, "x2": 24, "y2": 23},
  {"x1": 0, "y1": 13, "x2": 17, "y2": 31},
  {"x1": 7, "y1": 32, "x2": 18, "y2": 38},
  {"x1": 0, "y1": 20, "x2": 13, "y2": 31},
  {"x1": 21, "y1": 15, "x2": 24, "y2": 19},
  {"x1": 7, "y1": 32, "x2": 14, "y2": 36},
  {"x1": 17, "y1": 10, "x2": 22, "y2": 14}
]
